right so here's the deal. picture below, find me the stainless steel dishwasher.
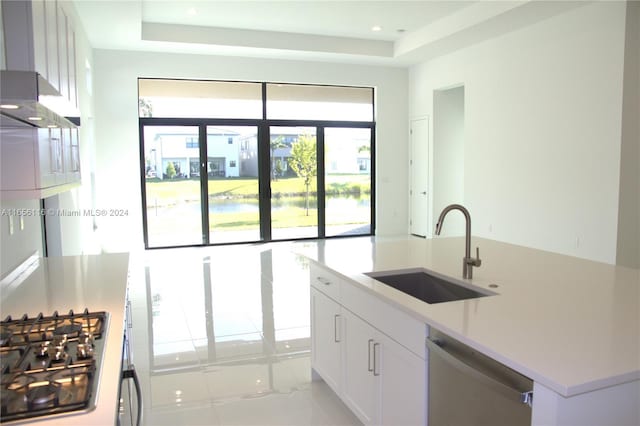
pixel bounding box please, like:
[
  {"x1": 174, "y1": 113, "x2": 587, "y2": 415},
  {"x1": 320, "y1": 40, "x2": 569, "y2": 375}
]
[{"x1": 426, "y1": 328, "x2": 534, "y2": 426}]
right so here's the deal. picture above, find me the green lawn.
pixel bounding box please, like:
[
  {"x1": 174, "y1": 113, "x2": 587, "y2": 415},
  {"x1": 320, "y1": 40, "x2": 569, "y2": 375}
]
[
  {"x1": 145, "y1": 175, "x2": 370, "y2": 206},
  {"x1": 209, "y1": 207, "x2": 319, "y2": 230},
  {"x1": 145, "y1": 175, "x2": 371, "y2": 237}
]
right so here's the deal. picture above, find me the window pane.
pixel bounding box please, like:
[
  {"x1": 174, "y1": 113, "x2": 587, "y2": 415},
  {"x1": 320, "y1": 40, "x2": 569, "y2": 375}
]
[
  {"x1": 207, "y1": 126, "x2": 260, "y2": 243},
  {"x1": 144, "y1": 125, "x2": 203, "y2": 247},
  {"x1": 270, "y1": 126, "x2": 318, "y2": 240},
  {"x1": 325, "y1": 128, "x2": 372, "y2": 237},
  {"x1": 139, "y1": 79, "x2": 262, "y2": 119},
  {"x1": 266, "y1": 84, "x2": 373, "y2": 121}
]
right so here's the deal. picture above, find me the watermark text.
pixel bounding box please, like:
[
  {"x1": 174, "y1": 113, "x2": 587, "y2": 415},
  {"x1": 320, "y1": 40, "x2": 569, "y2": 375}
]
[{"x1": 0, "y1": 208, "x2": 129, "y2": 217}]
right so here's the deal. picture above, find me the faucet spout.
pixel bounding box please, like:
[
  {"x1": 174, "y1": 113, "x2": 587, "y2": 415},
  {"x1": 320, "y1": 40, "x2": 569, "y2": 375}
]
[{"x1": 434, "y1": 204, "x2": 481, "y2": 279}]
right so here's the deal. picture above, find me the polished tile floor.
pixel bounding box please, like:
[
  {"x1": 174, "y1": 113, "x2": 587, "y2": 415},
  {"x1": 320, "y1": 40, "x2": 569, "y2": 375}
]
[{"x1": 127, "y1": 242, "x2": 361, "y2": 426}]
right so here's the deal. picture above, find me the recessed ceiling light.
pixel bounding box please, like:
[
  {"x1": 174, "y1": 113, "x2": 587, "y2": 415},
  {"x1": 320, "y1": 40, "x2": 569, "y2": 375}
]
[
  {"x1": 47, "y1": 124, "x2": 58, "y2": 128},
  {"x1": 187, "y1": 7, "x2": 197, "y2": 16},
  {"x1": 28, "y1": 116, "x2": 43, "y2": 121},
  {"x1": 371, "y1": 25, "x2": 382, "y2": 32},
  {"x1": 0, "y1": 104, "x2": 19, "y2": 109}
]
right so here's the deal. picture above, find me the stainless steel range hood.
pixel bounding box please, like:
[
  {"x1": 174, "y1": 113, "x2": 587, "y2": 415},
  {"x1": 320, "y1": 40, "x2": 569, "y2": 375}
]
[{"x1": 0, "y1": 70, "x2": 79, "y2": 129}]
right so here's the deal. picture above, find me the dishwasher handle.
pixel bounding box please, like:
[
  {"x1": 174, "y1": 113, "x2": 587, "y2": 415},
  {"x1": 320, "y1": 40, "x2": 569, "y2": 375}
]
[{"x1": 426, "y1": 337, "x2": 533, "y2": 407}]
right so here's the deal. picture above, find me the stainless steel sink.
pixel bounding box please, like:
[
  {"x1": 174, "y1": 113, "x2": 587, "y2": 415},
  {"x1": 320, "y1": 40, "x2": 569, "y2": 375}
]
[{"x1": 365, "y1": 268, "x2": 493, "y2": 304}]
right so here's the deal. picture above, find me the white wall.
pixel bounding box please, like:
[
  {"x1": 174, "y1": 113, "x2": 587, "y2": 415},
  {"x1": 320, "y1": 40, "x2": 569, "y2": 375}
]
[
  {"x1": 92, "y1": 51, "x2": 408, "y2": 252},
  {"x1": 0, "y1": 199, "x2": 42, "y2": 276},
  {"x1": 409, "y1": 2, "x2": 628, "y2": 264},
  {"x1": 432, "y1": 86, "x2": 465, "y2": 237},
  {"x1": 616, "y1": 0, "x2": 640, "y2": 269}
]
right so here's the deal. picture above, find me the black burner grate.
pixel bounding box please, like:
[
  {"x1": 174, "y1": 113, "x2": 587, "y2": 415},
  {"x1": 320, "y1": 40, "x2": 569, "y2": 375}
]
[{"x1": 0, "y1": 309, "x2": 107, "y2": 423}]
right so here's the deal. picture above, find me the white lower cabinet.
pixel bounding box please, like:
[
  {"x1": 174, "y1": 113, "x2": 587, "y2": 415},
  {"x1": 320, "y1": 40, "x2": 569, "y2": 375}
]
[
  {"x1": 310, "y1": 265, "x2": 426, "y2": 426},
  {"x1": 342, "y1": 309, "x2": 426, "y2": 426},
  {"x1": 376, "y1": 329, "x2": 426, "y2": 426},
  {"x1": 311, "y1": 288, "x2": 342, "y2": 393},
  {"x1": 342, "y1": 309, "x2": 379, "y2": 424}
]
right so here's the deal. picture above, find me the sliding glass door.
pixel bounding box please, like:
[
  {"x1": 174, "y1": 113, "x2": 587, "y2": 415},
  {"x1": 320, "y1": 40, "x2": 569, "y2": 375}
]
[
  {"x1": 143, "y1": 125, "x2": 204, "y2": 247},
  {"x1": 324, "y1": 128, "x2": 372, "y2": 237},
  {"x1": 270, "y1": 126, "x2": 318, "y2": 240},
  {"x1": 140, "y1": 79, "x2": 375, "y2": 249},
  {"x1": 207, "y1": 126, "x2": 260, "y2": 244}
]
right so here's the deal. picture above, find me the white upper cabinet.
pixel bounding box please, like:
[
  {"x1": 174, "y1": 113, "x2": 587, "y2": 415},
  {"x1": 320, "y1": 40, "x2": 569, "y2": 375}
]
[
  {"x1": 44, "y1": 0, "x2": 59, "y2": 92},
  {"x1": 2, "y1": 0, "x2": 78, "y2": 111},
  {"x1": 30, "y1": 0, "x2": 47, "y2": 78},
  {"x1": 1, "y1": 1, "x2": 81, "y2": 198},
  {"x1": 0, "y1": 125, "x2": 81, "y2": 198}
]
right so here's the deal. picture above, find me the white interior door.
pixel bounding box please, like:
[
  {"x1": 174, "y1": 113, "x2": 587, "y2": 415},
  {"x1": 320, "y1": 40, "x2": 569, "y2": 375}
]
[{"x1": 410, "y1": 118, "x2": 429, "y2": 237}]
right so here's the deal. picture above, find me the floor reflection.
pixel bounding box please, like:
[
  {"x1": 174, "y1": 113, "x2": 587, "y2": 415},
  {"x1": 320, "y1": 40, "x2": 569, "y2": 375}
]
[{"x1": 129, "y1": 243, "x2": 359, "y2": 425}]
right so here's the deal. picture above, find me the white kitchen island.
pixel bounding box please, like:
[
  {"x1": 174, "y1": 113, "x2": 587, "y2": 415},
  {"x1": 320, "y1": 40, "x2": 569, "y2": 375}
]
[
  {"x1": 1, "y1": 253, "x2": 130, "y2": 426},
  {"x1": 296, "y1": 236, "x2": 640, "y2": 426}
]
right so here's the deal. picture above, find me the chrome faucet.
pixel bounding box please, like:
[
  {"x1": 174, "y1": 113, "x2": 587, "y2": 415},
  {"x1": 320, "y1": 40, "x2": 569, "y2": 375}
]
[{"x1": 435, "y1": 204, "x2": 481, "y2": 279}]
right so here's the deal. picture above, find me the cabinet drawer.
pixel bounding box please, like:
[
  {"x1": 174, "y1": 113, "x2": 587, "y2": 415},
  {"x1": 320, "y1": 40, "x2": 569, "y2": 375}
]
[
  {"x1": 341, "y1": 281, "x2": 426, "y2": 359},
  {"x1": 310, "y1": 264, "x2": 342, "y2": 301}
]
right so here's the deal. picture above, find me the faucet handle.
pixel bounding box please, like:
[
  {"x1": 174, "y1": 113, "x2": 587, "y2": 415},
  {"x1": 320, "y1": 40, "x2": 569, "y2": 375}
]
[{"x1": 467, "y1": 247, "x2": 482, "y2": 266}]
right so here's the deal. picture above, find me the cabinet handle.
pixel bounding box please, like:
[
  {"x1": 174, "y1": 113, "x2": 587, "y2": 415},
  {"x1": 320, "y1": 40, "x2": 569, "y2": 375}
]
[
  {"x1": 334, "y1": 314, "x2": 340, "y2": 342},
  {"x1": 367, "y1": 339, "x2": 374, "y2": 372},
  {"x1": 373, "y1": 342, "x2": 380, "y2": 376},
  {"x1": 317, "y1": 277, "x2": 331, "y2": 286},
  {"x1": 126, "y1": 300, "x2": 133, "y2": 329}
]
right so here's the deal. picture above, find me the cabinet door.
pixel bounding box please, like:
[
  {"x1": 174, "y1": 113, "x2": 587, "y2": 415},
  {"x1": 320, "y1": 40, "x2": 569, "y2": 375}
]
[
  {"x1": 52, "y1": 128, "x2": 65, "y2": 185},
  {"x1": 67, "y1": 128, "x2": 81, "y2": 182},
  {"x1": 31, "y1": 0, "x2": 48, "y2": 77},
  {"x1": 37, "y1": 128, "x2": 56, "y2": 189},
  {"x1": 311, "y1": 288, "x2": 342, "y2": 393},
  {"x1": 342, "y1": 309, "x2": 379, "y2": 425},
  {"x1": 61, "y1": 127, "x2": 81, "y2": 184},
  {"x1": 57, "y1": 5, "x2": 69, "y2": 101},
  {"x1": 44, "y1": 0, "x2": 59, "y2": 92},
  {"x1": 377, "y1": 332, "x2": 426, "y2": 426},
  {"x1": 0, "y1": 128, "x2": 38, "y2": 191},
  {"x1": 68, "y1": 27, "x2": 78, "y2": 108}
]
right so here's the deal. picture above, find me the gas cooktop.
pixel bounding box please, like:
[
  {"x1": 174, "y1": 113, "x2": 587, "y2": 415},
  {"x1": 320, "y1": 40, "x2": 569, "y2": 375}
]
[{"x1": 0, "y1": 309, "x2": 108, "y2": 423}]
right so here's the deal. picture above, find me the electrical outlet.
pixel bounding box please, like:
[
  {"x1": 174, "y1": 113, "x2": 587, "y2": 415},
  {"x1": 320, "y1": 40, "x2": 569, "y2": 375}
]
[{"x1": 9, "y1": 216, "x2": 14, "y2": 235}]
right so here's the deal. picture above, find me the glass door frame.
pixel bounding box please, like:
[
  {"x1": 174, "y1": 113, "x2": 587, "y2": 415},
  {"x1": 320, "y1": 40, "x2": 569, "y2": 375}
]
[{"x1": 139, "y1": 117, "x2": 375, "y2": 249}]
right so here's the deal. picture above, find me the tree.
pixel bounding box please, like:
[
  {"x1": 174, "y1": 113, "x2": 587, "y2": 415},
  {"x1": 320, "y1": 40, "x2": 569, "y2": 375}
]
[
  {"x1": 274, "y1": 159, "x2": 284, "y2": 179},
  {"x1": 166, "y1": 162, "x2": 176, "y2": 179},
  {"x1": 289, "y1": 135, "x2": 317, "y2": 216},
  {"x1": 139, "y1": 98, "x2": 153, "y2": 117},
  {"x1": 270, "y1": 136, "x2": 287, "y2": 181}
]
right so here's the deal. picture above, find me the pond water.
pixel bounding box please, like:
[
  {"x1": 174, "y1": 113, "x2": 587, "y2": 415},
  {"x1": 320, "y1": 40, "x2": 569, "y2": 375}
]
[{"x1": 204, "y1": 195, "x2": 370, "y2": 213}]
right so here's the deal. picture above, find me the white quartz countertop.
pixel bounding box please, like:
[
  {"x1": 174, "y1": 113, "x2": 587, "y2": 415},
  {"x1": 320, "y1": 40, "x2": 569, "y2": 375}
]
[
  {"x1": 1, "y1": 253, "x2": 130, "y2": 426},
  {"x1": 294, "y1": 236, "x2": 640, "y2": 397}
]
